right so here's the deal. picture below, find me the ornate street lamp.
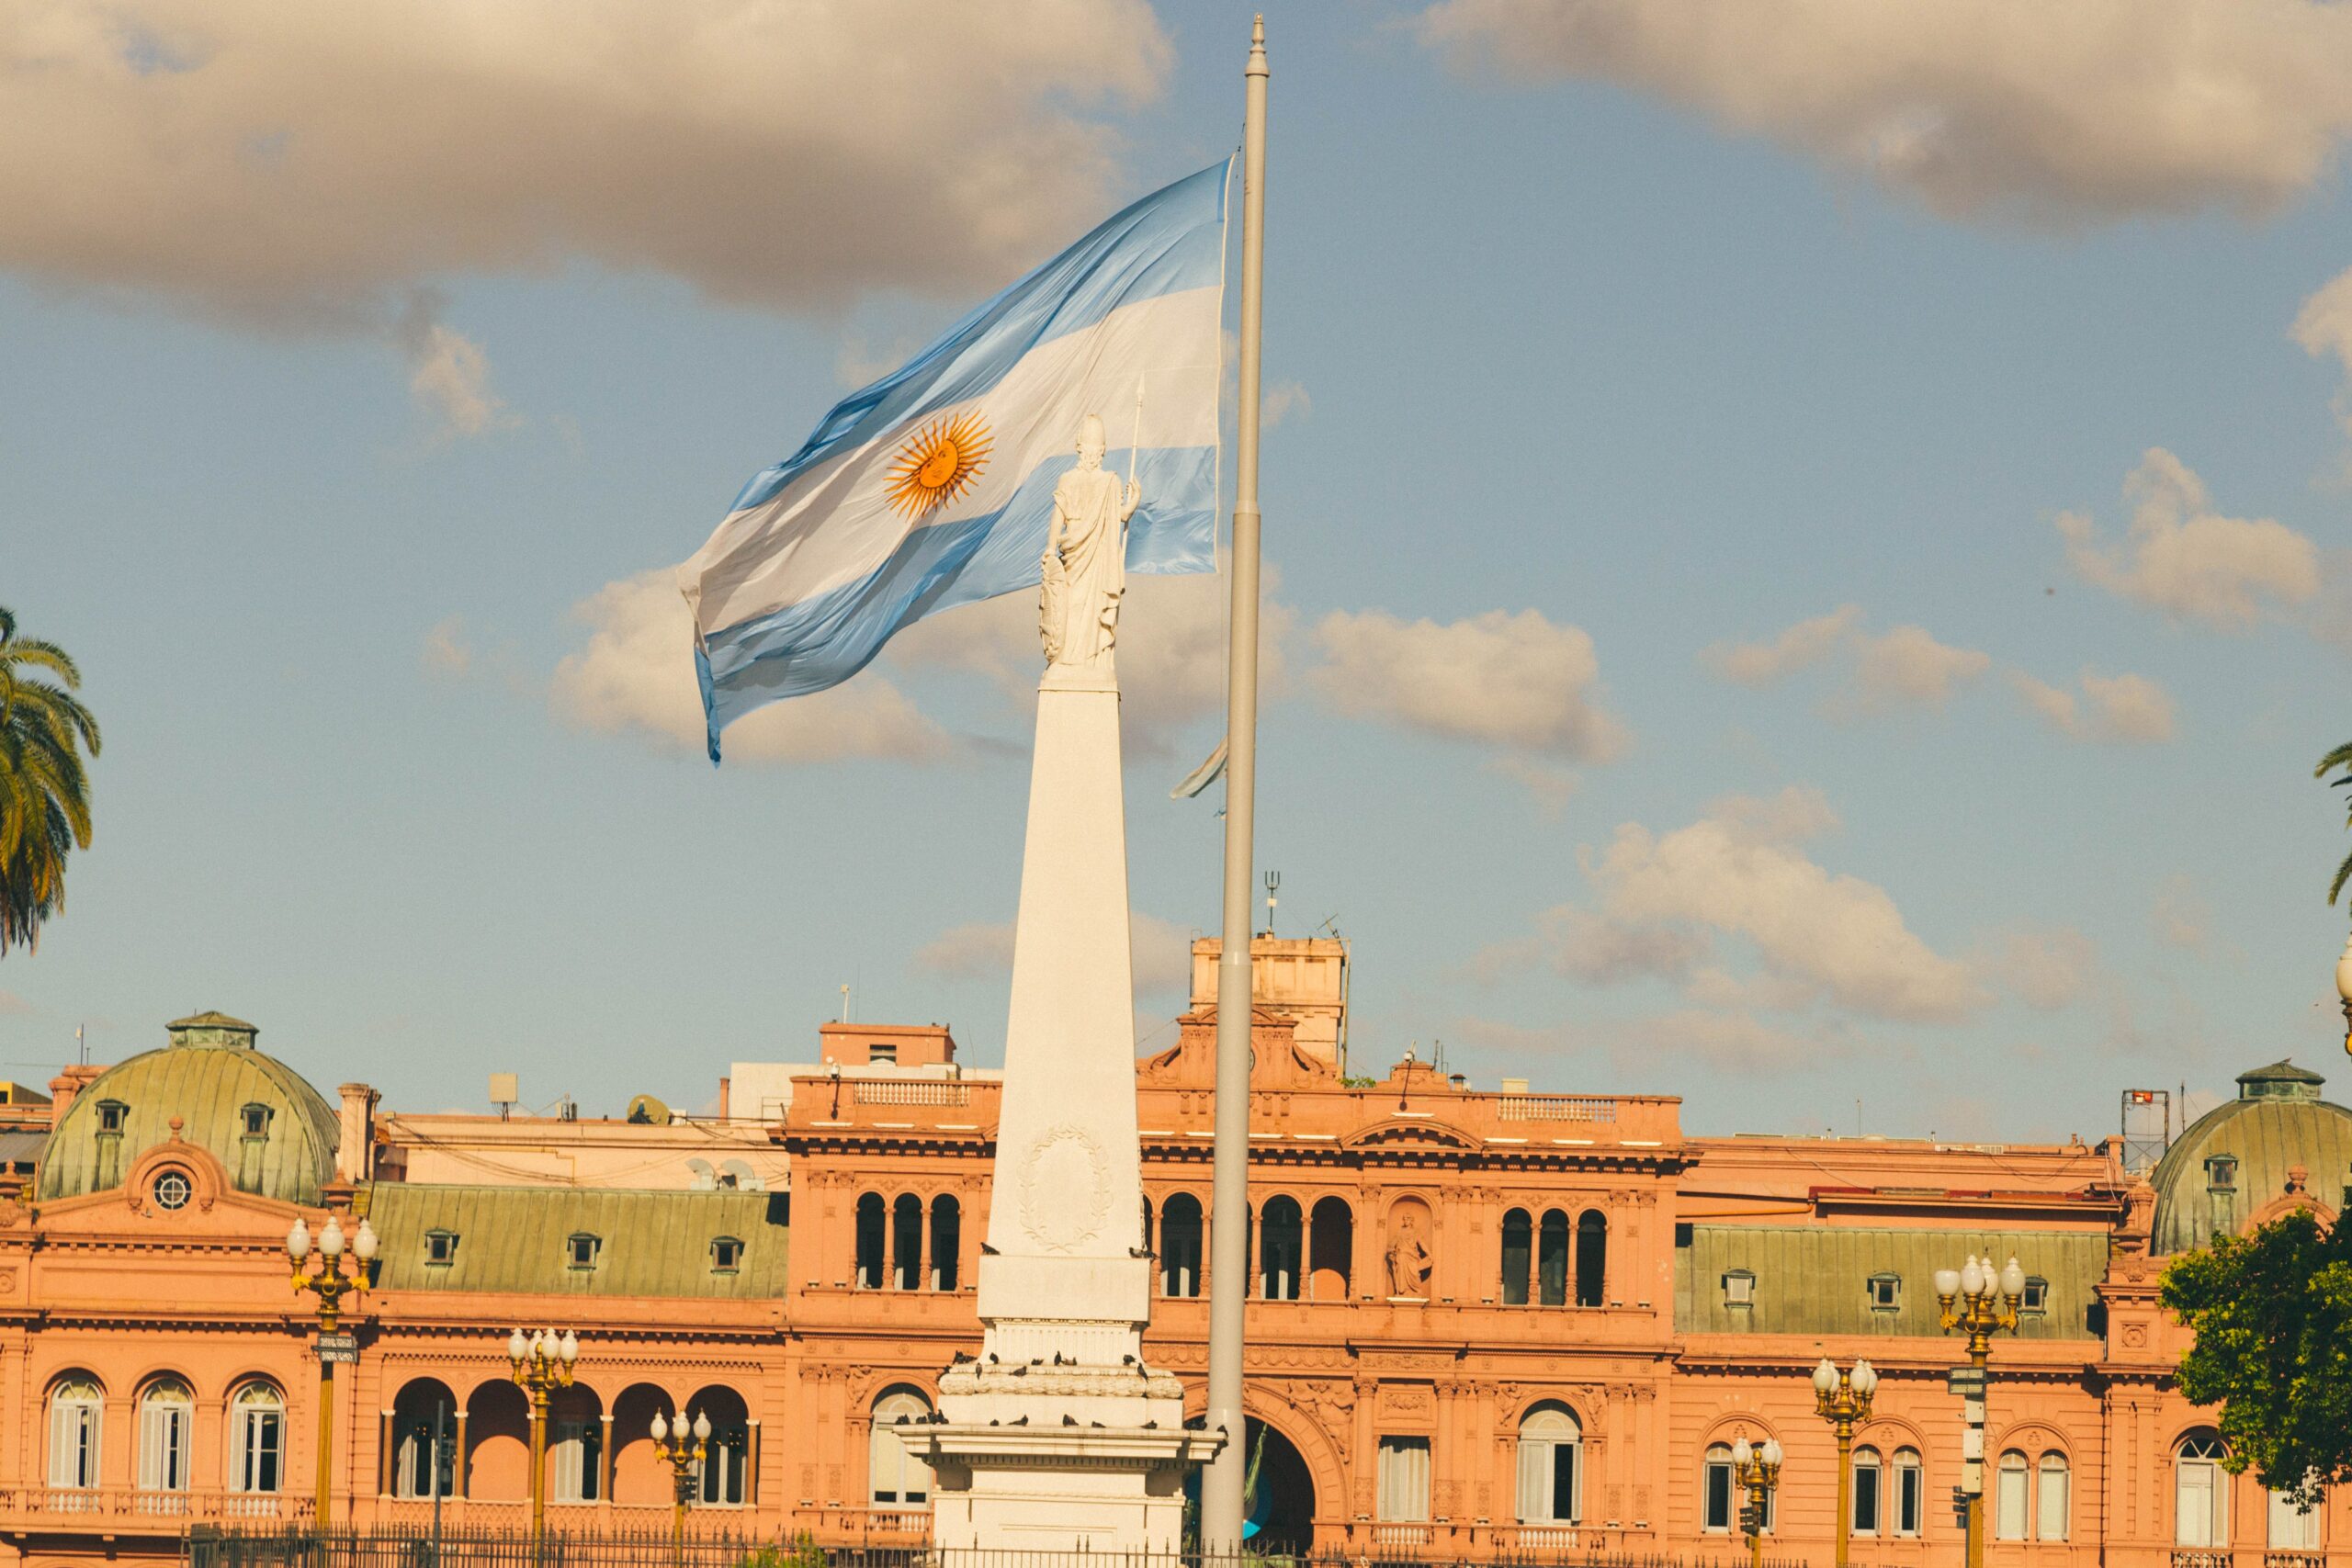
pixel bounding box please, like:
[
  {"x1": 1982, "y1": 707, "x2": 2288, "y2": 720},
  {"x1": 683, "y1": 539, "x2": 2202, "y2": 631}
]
[
  {"x1": 507, "y1": 1327, "x2": 578, "y2": 1561},
  {"x1": 288, "y1": 1214, "x2": 377, "y2": 1524},
  {"x1": 1935, "y1": 1253, "x2": 2026, "y2": 1568},
  {"x1": 651, "y1": 1407, "x2": 712, "y2": 1566},
  {"x1": 1814, "y1": 1357, "x2": 1878, "y2": 1568},
  {"x1": 1731, "y1": 1435, "x2": 1783, "y2": 1568},
  {"x1": 2335, "y1": 931, "x2": 2352, "y2": 1056}
]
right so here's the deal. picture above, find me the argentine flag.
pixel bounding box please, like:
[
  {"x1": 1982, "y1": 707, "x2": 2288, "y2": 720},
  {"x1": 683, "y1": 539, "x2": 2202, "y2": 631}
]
[{"x1": 681, "y1": 159, "x2": 1232, "y2": 762}]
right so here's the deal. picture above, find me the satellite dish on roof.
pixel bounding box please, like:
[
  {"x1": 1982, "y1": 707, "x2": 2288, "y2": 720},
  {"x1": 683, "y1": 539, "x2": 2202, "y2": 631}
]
[{"x1": 627, "y1": 1094, "x2": 671, "y2": 1125}]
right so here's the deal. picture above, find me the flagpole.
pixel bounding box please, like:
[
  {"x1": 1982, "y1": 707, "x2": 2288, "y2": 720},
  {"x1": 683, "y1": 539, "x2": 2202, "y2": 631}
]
[{"x1": 1202, "y1": 14, "x2": 1268, "y2": 1555}]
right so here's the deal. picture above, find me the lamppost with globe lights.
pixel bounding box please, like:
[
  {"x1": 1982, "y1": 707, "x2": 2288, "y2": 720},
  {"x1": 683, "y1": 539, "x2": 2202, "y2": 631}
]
[
  {"x1": 506, "y1": 1327, "x2": 578, "y2": 1559},
  {"x1": 1731, "y1": 1435, "x2": 1782, "y2": 1568},
  {"x1": 650, "y1": 1407, "x2": 711, "y2": 1565},
  {"x1": 2335, "y1": 931, "x2": 2352, "y2": 1055},
  {"x1": 1936, "y1": 1253, "x2": 2027, "y2": 1568},
  {"x1": 1813, "y1": 1358, "x2": 1878, "y2": 1568},
  {"x1": 288, "y1": 1213, "x2": 376, "y2": 1524}
]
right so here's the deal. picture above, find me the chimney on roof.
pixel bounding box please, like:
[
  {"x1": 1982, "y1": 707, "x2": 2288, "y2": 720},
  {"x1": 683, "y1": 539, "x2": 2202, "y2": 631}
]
[{"x1": 336, "y1": 1084, "x2": 379, "y2": 1184}]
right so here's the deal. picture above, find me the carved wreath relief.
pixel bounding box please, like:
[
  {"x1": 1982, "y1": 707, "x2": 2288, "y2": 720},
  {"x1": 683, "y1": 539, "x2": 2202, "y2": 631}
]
[{"x1": 1019, "y1": 1123, "x2": 1109, "y2": 1252}]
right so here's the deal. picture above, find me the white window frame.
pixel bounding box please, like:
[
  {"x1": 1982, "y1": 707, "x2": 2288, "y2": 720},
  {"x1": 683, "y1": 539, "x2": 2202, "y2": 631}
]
[
  {"x1": 2177, "y1": 1436, "x2": 2230, "y2": 1548},
  {"x1": 1515, "y1": 1405, "x2": 1581, "y2": 1524},
  {"x1": 1703, "y1": 1446, "x2": 1735, "y2": 1534},
  {"x1": 2269, "y1": 1486, "x2": 2323, "y2": 1550},
  {"x1": 1377, "y1": 1435, "x2": 1432, "y2": 1523},
  {"x1": 1995, "y1": 1450, "x2": 2029, "y2": 1541},
  {"x1": 1852, "y1": 1446, "x2": 1883, "y2": 1537},
  {"x1": 139, "y1": 1382, "x2": 194, "y2": 1494},
  {"x1": 869, "y1": 1388, "x2": 933, "y2": 1508},
  {"x1": 1894, "y1": 1448, "x2": 1924, "y2": 1538},
  {"x1": 48, "y1": 1379, "x2": 103, "y2": 1491},
  {"x1": 231, "y1": 1384, "x2": 286, "y2": 1495},
  {"x1": 2038, "y1": 1452, "x2": 2070, "y2": 1542}
]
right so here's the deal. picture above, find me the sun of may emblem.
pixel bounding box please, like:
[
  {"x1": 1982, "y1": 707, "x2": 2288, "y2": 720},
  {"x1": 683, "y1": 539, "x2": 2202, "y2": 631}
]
[{"x1": 883, "y1": 410, "x2": 992, "y2": 520}]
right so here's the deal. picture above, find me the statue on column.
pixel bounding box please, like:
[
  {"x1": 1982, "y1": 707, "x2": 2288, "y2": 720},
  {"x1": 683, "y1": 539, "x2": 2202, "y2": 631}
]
[
  {"x1": 1040, "y1": 414, "x2": 1141, "y2": 668},
  {"x1": 1385, "y1": 1213, "x2": 1433, "y2": 1297}
]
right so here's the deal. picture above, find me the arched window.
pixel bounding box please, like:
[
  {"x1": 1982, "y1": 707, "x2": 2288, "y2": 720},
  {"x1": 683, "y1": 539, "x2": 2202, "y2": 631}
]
[
  {"x1": 139, "y1": 1379, "x2": 194, "y2": 1495},
  {"x1": 891, "y1": 1193, "x2": 922, "y2": 1291},
  {"x1": 390, "y1": 1380, "x2": 458, "y2": 1500},
  {"x1": 1161, "y1": 1194, "x2": 1203, "y2": 1298},
  {"x1": 231, "y1": 1383, "x2": 286, "y2": 1495},
  {"x1": 1893, "y1": 1448, "x2": 1924, "y2": 1538},
  {"x1": 686, "y1": 1387, "x2": 750, "y2": 1507},
  {"x1": 1994, "y1": 1451, "x2": 2029, "y2": 1540},
  {"x1": 1307, "y1": 1197, "x2": 1352, "y2": 1301},
  {"x1": 869, "y1": 1387, "x2": 934, "y2": 1509},
  {"x1": 1260, "y1": 1197, "x2": 1303, "y2": 1301},
  {"x1": 2038, "y1": 1452, "x2": 2070, "y2": 1541},
  {"x1": 48, "y1": 1376, "x2": 103, "y2": 1491},
  {"x1": 1702, "y1": 1445, "x2": 1734, "y2": 1534},
  {"x1": 1852, "y1": 1446, "x2": 1883, "y2": 1536},
  {"x1": 2177, "y1": 1434, "x2": 2230, "y2": 1547},
  {"x1": 1515, "y1": 1404, "x2": 1581, "y2": 1524},
  {"x1": 1574, "y1": 1211, "x2": 1606, "y2": 1306},
  {"x1": 1538, "y1": 1211, "x2": 1570, "y2": 1306},
  {"x1": 2269, "y1": 1485, "x2": 2323, "y2": 1550},
  {"x1": 1500, "y1": 1209, "x2": 1532, "y2": 1305},
  {"x1": 930, "y1": 1195, "x2": 961, "y2": 1292},
  {"x1": 854, "y1": 1192, "x2": 885, "y2": 1289}
]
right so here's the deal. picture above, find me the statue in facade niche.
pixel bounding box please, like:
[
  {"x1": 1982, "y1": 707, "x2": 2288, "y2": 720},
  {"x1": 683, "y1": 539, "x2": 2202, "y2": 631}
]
[
  {"x1": 1039, "y1": 413, "x2": 1140, "y2": 668},
  {"x1": 1385, "y1": 1213, "x2": 1432, "y2": 1297}
]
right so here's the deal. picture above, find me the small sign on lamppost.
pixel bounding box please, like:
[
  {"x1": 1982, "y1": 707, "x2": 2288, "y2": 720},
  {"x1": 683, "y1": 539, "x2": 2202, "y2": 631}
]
[{"x1": 317, "y1": 1332, "x2": 358, "y2": 1364}]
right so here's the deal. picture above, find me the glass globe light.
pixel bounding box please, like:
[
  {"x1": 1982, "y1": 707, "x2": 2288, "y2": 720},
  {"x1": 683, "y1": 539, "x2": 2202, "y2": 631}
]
[
  {"x1": 1934, "y1": 1267, "x2": 1960, "y2": 1296},
  {"x1": 1761, "y1": 1438, "x2": 1783, "y2": 1466},
  {"x1": 353, "y1": 1220, "x2": 379, "y2": 1261},
  {"x1": 1853, "y1": 1359, "x2": 1877, "y2": 1396},
  {"x1": 318, "y1": 1217, "x2": 345, "y2": 1258},
  {"x1": 650, "y1": 1410, "x2": 668, "y2": 1443},
  {"x1": 2336, "y1": 929, "x2": 2352, "y2": 1005},
  {"x1": 287, "y1": 1219, "x2": 311, "y2": 1261},
  {"x1": 1813, "y1": 1358, "x2": 1838, "y2": 1395},
  {"x1": 693, "y1": 1410, "x2": 712, "y2": 1441},
  {"x1": 507, "y1": 1327, "x2": 529, "y2": 1361},
  {"x1": 2000, "y1": 1257, "x2": 2027, "y2": 1300},
  {"x1": 1960, "y1": 1258, "x2": 1984, "y2": 1297},
  {"x1": 559, "y1": 1330, "x2": 579, "y2": 1364},
  {"x1": 1732, "y1": 1438, "x2": 1753, "y2": 1466}
]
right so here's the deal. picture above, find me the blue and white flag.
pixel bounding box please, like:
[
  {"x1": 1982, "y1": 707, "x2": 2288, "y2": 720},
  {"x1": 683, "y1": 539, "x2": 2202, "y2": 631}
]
[{"x1": 681, "y1": 159, "x2": 1232, "y2": 762}]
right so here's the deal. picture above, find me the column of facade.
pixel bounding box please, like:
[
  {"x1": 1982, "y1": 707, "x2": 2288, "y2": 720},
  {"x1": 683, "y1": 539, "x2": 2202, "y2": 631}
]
[
  {"x1": 1358, "y1": 1183, "x2": 1385, "y2": 1302},
  {"x1": 1352, "y1": 1374, "x2": 1378, "y2": 1523},
  {"x1": 377, "y1": 1410, "x2": 393, "y2": 1495},
  {"x1": 597, "y1": 1412, "x2": 614, "y2": 1505},
  {"x1": 452, "y1": 1409, "x2": 469, "y2": 1500}
]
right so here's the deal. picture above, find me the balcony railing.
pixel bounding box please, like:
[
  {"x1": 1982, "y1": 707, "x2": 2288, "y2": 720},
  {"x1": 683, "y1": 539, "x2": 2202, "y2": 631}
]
[
  {"x1": 1497, "y1": 1095, "x2": 1619, "y2": 1123},
  {"x1": 855, "y1": 1081, "x2": 973, "y2": 1108},
  {"x1": 0, "y1": 1486, "x2": 311, "y2": 1527}
]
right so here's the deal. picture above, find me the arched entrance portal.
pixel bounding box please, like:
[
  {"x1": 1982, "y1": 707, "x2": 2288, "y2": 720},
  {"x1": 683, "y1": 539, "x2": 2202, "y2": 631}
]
[{"x1": 1243, "y1": 1418, "x2": 1316, "y2": 1555}]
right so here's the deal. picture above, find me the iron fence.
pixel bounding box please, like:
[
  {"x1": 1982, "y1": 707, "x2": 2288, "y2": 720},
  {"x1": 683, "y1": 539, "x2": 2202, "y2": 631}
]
[{"x1": 185, "y1": 1533, "x2": 1809, "y2": 1568}]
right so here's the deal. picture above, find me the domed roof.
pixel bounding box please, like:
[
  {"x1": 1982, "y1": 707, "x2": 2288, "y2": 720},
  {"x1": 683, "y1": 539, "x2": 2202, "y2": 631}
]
[
  {"x1": 2148, "y1": 1059, "x2": 2352, "y2": 1255},
  {"x1": 37, "y1": 1011, "x2": 339, "y2": 1206}
]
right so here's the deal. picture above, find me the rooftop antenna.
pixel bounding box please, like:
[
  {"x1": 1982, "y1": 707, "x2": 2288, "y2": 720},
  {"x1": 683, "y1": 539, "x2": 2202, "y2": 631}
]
[
  {"x1": 75, "y1": 1023, "x2": 85, "y2": 1067},
  {"x1": 840, "y1": 983, "x2": 853, "y2": 1024},
  {"x1": 1262, "y1": 870, "x2": 1280, "y2": 938}
]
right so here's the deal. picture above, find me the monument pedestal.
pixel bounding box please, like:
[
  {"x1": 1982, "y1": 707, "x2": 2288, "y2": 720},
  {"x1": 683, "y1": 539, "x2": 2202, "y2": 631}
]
[{"x1": 904, "y1": 658, "x2": 1217, "y2": 1551}]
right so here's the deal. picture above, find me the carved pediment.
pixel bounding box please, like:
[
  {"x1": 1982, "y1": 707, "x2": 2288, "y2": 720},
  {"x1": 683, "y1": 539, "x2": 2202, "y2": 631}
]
[
  {"x1": 1136, "y1": 1006, "x2": 1331, "y2": 1089},
  {"x1": 1343, "y1": 1117, "x2": 1480, "y2": 1152}
]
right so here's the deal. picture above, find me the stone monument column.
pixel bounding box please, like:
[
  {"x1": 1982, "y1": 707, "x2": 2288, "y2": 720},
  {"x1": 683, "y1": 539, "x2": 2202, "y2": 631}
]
[{"x1": 904, "y1": 416, "x2": 1216, "y2": 1552}]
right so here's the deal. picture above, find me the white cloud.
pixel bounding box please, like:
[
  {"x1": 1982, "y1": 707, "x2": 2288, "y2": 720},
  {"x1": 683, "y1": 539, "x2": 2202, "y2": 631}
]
[
  {"x1": 2292, "y1": 265, "x2": 2352, "y2": 445},
  {"x1": 1455, "y1": 1010, "x2": 1853, "y2": 1075},
  {"x1": 1486, "y1": 755, "x2": 1579, "y2": 816},
  {"x1": 2057, "y1": 448, "x2": 2320, "y2": 629},
  {"x1": 1310, "y1": 607, "x2": 1629, "y2": 761},
  {"x1": 1262, "y1": 379, "x2": 1312, "y2": 429},
  {"x1": 0, "y1": 1, "x2": 1167, "y2": 328},
  {"x1": 421, "y1": 615, "x2": 472, "y2": 678},
  {"x1": 911, "y1": 910, "x2": 1194, "y2": 997},
  {"x1": 549, "y1": 570, "x2": 950, "y2": 765},
  {"x1": 1987, "y1": 926, "x2": 2100, "y2": 1010},
  {"x1": 1702, "y1": 604, "x2": 1860, "y2": 685},
  {"x1": 1419, "y1": 0, "x2": 2352, "y2": 228},
  {"x1": 2007, "y1": 667, "x2": 2177, "y2": 743},
  {"x1": 393, "y1": 295, "x2": 513, "y2": 439},
  {"x1": 1573, "y1": 786, "x2": 1985, "y2": 1021},
  {"x1": 910, "y1": 921, "x2": 1016, "y2": 980},
  {"x1": 1843, "y1": 625, "x2": 1992, "y2": 713}
]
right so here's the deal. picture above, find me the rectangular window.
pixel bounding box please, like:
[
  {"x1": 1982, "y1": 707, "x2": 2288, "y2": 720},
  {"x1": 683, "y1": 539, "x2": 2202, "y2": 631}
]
[
  {"x1": 1723, "y1": 1270, "x2": 1755, "y2": 1307},
  {"x1": 49, "y1": 1401, "x2": 99, "y2": 1489},
  {"x1": 2020, "y1": 1277, "x2": 2049, "y2": 1314},
  {"x1": 234, "y1": 1409, "x2": 283, "y2": 1493},
  {"x1": 567, "y1": 1234, "x2": 600, "y2": 1269},
  {"x1": 2268, "y1": 1488, "x2": 2321, "y2": 1550},
  {"x1": 1868, "y1": 1274, "x2": 1902, "y2": 1311},
  {"x1": 139, "y1": 1404, "x2": 190, "y2": 1493},
  {"x1": 2206, "y1": 1155, "x2": 2238, "y2": 1190},
  {"x1": 425, "y1": 1231, "x2": 457, "y2": 1266},
  {"x1": 1853, "y1": 1457, "x2": 1882, "y2": 1535},
  {"x1": 550, "y1": 1420, "x2": 600, "y2": 1503},
  {"x1": 1377, "y1": 1437, "x2": 1431, "y2": 1522},
  {"x1": 1704, "y1": 1459, "x2": 1734, "y2": 1533},
  {"x1": 2177, "y1": 1461, "x2": 2220, "y2": 1547},
  {"x1": 868, "y1": 1043, "x2": 897, "y2": 1064}
]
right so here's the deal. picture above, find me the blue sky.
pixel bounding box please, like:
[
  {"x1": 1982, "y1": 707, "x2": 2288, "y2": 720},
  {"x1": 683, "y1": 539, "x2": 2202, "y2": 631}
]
[{"x1": 7, "y1": 1, "x2": 2352, "y2": 1141}]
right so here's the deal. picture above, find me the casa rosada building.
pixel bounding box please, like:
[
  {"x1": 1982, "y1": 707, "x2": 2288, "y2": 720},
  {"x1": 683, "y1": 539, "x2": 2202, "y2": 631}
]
[{"x1": 1, "y1": 945, "x2": 2348, "y2": 1568}]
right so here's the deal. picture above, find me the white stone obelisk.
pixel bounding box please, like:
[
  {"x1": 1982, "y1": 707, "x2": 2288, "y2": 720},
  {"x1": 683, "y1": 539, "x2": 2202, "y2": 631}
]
[{"x1": 907, "y1": 416, "x2": 1214, "y2": 1552}]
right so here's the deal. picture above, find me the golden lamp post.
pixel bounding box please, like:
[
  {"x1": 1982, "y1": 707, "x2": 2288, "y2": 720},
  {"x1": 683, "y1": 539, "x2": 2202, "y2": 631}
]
[
  {"x1": 1730, "y1": 1435, "x2": 1782, "y2": 1568},
  {"x1": 1812, "y1": 1357, "x2": 1878, "y2": 1568},
  {"x1": 507, "y1": 1326, "x2": 579, "y2": 1561},
  {"x1": 287, "y1": 1214, "x2": 376, "y2": 1526},
  {"x1": 1937, "y1": 1253, "x2": 2026, "y2": 1568},
  {"x1": 650, "y1": 1407, "x2": 711, "y2": 1566}
]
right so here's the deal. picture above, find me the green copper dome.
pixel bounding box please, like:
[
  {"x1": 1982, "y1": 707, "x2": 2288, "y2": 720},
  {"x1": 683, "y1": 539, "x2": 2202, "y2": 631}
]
[
  {"x1": 2147, "y1": 1059, "x2": 2352, "y2": 1255},
  {"x1": 37, "y1": 1011, "x2": 339, "y2": 1206}
]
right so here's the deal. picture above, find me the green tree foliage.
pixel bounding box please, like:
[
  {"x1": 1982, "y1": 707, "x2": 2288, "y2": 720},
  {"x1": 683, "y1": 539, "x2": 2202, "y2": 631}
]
[
  {"x1": 2320, "y1": 742, "x2": 2352, "y2": 908},
  {"x1": 0, "y1": 606, "x2": 101, "y2": 955},
  {"x1": 2162, "y1": 1209, "x2": 2352, "y2": 1507}
]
